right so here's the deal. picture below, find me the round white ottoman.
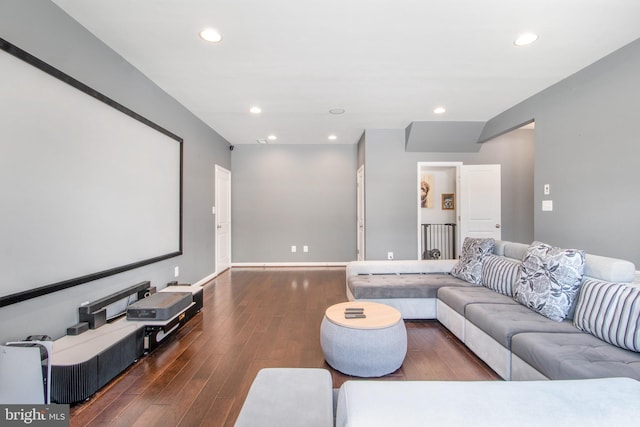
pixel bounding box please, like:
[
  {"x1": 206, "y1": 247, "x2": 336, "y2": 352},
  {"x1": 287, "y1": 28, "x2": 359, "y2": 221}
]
[{"x1": 320, "y1": 301, "x2": 407, "y2": 377}]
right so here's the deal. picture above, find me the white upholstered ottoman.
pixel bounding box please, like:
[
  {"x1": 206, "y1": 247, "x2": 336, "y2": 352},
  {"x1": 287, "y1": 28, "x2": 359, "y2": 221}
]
[{"x1": 234, "y1": 368, "x2": 333, "y2": 427}]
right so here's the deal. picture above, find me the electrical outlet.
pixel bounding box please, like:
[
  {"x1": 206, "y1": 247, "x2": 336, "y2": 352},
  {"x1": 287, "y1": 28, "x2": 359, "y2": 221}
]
[
  {"x1": 387, "y1": 252, "x2": 394, "y2": 260},
  {"x1": 303, "y1": 245, "x2": 308, "y2": 253},
  {"x1": 174, "y1": 266, "x2": 179, "y2": 277},
  {"x1": 291, "y1": 245, "x2": 297, "y2": 253}
]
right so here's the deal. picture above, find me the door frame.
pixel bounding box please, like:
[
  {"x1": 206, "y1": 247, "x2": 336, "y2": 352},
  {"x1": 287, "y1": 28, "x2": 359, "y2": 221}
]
[
  {"x1": 357, "y1": 165, "x2": 365, "y2": 261},
  {"x1": 215, "y1": 164, "x2": 231, "y2": 274},
  {"x1": 416, "y1": 161, "x2": 462, "y2": 260}
]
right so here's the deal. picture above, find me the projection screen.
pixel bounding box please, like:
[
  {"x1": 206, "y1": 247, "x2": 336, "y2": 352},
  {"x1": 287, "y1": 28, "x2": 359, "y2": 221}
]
[{"x1": 0, "y1": 38, "x2": 183, "y2": 307}]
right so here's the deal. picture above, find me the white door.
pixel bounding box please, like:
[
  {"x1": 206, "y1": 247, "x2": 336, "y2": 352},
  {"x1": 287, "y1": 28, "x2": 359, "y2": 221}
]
[
  {"x1": 458, "y1": 164, "x2": 501, "y2": 248},
  {"x1": 215, "y1": 165, "x2": 231, "y2": 273},
  {"x1": 357, "y1": 165, "x2": 365, "y2": 261}
]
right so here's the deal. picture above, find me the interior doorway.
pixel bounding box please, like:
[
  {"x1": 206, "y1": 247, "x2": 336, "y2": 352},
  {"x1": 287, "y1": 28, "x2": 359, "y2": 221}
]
[
  {"x1": 417, "y1": 162, "x2": 461, "y2": 260},
  {"x1": 417, "y1": 162, "x2": 502, "y2": 260},
  {"x1": 215, "y1": 165, "x2": 231, "y2": 273}
]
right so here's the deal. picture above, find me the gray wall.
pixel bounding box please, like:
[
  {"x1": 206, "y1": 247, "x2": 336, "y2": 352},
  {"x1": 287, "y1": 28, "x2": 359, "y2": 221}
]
[
  {"x1": 480, "y1": 38, "x2": 640, "y2": 266},
  {"x1": 231, "y1": 144, "x2": 357, "y2": 262},
  {"x1": 0, "y1": 0, "x2": 230, "y2": 343},
  {"x1": 363, "y1": 128, "x2": 534, "y2": 260}
]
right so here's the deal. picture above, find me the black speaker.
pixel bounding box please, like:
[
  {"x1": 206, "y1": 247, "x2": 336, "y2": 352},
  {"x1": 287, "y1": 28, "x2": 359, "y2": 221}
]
[
  {"x1": 137, "y1": 286, "x2": 156, "y2": 300},
  {"x1": 66, "y1": 322, "x2": 89, "y2": 336}
]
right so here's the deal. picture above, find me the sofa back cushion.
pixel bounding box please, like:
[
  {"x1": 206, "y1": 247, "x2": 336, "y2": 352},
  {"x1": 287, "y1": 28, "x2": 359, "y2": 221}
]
[
  {"x1": 583, "y1": 254, "x2": 636, "y2": 283},
  {"x1": 503, "y1": 242, "x2": 530, "y2": 262},
  {"x1": 574, "y1": 280, "x2": 640, "y2": 353},
  {"x1": 450, "y1": 238, "x2": 495, "y2": 285},
  {"x1": 492, "y1": 241, "x2": 529, "y2": 261},
  {"x1": 513, "y1": 241, "x2": 586, "y2": 322},
  {"x1": 481, "y1": 255, "x2": 521, "y2": 296}
]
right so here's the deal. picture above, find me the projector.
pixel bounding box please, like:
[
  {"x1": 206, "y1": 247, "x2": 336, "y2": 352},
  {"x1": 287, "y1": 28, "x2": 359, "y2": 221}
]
[{"x1": 126, "y1": 292, "x2": 192, "y2": 321}]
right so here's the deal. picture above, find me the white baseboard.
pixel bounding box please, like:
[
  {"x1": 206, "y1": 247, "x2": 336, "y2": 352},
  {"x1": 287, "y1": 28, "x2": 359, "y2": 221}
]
[
  {"x1": 232, "y1": 262, "x2": 348, "y2": 268},
  {"x1": 194, "y1": 272, "x2": 218, "y2": 287},
  {"x1": 192, "y1": 263, "x2": 347, "y2": 287}
]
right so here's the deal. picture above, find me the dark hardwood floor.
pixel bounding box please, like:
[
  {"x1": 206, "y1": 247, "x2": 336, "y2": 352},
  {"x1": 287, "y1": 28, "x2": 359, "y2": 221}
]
[{"x1": 69, "y1": 267, "x2": 499, "y2": 426}]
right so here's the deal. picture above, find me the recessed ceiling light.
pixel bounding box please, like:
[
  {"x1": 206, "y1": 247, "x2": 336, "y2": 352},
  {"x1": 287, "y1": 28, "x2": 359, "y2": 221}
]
[
  {"x1": 329, "y1": 108, "x2": 346, "y2": 115},
  {"x1": 514, "y1": 33, "x2": 538, "y2": 46},
  {"x1": 433, "y1": 106, "x2": 446, "y2": 114},
  {"x1": 249, "y1": 106, "x2": 262, "y2": 114},
  {"x1": 328, "y1": 135, "x2": 337, "y2": 141},
  {"x1": 199, "y1": 28, "x2": 222, "y2": 43},
  {"x1": 267, "y1": 134, "x2": 277, "y2": 141},
  {"x1": 256, "y1": 139, "x2": 267, "y2": 144}
]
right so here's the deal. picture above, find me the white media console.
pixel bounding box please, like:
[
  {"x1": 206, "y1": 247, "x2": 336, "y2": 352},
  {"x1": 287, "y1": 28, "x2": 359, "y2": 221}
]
[{"x1": 50, "y1": 284, "x2": 203, "y2": 404}]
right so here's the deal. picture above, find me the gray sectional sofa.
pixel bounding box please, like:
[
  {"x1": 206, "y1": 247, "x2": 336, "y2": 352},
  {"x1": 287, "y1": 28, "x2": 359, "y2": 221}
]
[{"x1": 346, "y1": 240, "x2": 640, "y2": 381}]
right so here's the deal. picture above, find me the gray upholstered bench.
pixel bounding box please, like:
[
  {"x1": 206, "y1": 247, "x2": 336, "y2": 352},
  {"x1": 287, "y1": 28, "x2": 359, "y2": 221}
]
[{"x1": 234, "y1": 368, "x2": 333, "y2": 427}]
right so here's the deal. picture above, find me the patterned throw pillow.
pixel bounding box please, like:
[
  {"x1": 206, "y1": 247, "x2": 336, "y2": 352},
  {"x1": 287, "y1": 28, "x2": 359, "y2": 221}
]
[
  {"x1": 450, "y1": 238, "x2": 495, "y2": 285},
  {"x1": 574, "y1": 279, "x2": 640, "y2": 352},
  {"x1": 513, "y1": 241, "x2": 585, "y2": 322},
  {"x1": 481, "y1": 255, "x2": 521, "y2": 296}
]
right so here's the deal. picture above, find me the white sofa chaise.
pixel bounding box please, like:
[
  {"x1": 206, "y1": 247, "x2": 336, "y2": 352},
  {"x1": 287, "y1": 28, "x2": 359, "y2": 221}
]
[{"x1": 335, "y1": 376, "x2": 640, "y2": 427}]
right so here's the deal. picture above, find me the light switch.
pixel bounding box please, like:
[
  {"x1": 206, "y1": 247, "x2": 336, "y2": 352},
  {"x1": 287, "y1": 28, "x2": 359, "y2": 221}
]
[
  {"x1": 544, "y1": 184, "x2": 550, "y2": 195},
  {"x1": 542, "y1": 200, "x2": 553, "y2": 211}
]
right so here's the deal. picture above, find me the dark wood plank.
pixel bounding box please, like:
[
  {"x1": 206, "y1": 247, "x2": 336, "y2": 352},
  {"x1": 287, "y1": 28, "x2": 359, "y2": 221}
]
[{"x1": 70, "y1": 267, "x2": 499, "y2": 427}]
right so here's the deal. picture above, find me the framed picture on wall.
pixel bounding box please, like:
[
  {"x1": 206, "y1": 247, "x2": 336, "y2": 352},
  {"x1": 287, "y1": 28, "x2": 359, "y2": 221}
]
[
  {"x1": 442, "y1": 193, "x2": 454, "y2": 210},
  {"x1": 420, "y1": 174, "x2": 434, "y2": 208}
]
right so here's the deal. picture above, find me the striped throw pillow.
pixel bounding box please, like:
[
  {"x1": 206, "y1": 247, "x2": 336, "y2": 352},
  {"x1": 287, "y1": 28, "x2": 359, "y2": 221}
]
[
  {"x1": 481, "y1": 255, "x2": 521, "y2": 296},
  {"x1": 573, "y1": 279, "x2": 640, "y2": 352}
]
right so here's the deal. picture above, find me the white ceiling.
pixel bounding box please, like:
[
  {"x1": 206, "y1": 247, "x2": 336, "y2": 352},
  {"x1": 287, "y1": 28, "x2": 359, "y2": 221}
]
[{"x1": 52, "y1": 0, "x2": 640, "y2": 145}]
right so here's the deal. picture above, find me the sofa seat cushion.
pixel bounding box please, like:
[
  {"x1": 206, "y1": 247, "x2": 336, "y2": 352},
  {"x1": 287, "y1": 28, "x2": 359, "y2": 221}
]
[
  {"x1": 348, "y1": 274, "x2": 470, "y2": 299},
  {"x1": 437, "y1": 286, "x2": 518, "y2": 316},
  {"x1": 336, "y1": 377, "x2": 640, "y2": 427},
  {"x1": 512, "y1": 332, "x2": 640, "y2": 380},
  {"x1": 465, "y1": 303, "x2": 581, "y2": 349}
]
